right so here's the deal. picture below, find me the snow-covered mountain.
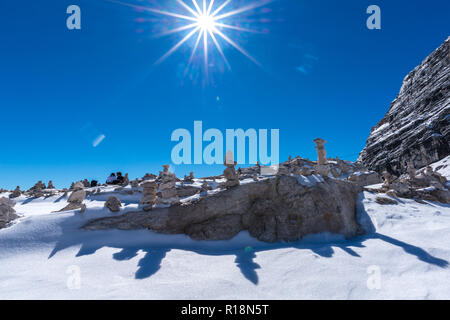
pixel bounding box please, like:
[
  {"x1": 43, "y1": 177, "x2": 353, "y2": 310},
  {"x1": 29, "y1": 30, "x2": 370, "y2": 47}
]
[
  {"x1": 358, "y1": 37, "x2": 450, "y2": 175},
  {"x1": 0, "y1": 158, "x2": 449, "y2": 299}
]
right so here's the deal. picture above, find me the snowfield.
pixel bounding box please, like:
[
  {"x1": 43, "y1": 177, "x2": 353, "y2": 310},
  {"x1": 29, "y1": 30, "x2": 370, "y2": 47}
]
[{"x1": 1, "y1": 161, "x2": 450, "y2": 299}]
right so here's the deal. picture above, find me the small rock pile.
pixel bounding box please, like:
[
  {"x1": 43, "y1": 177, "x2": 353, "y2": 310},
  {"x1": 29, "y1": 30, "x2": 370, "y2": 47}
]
[
  {"x1": 366, "y1": 165, "x2": 450, "y2": 203},
  {"x1": 9, "y1": 186, "x2": 22, "y2": 199},
  {"x1": 28, "y1": 181, "x2": 46, "y2": 198}
]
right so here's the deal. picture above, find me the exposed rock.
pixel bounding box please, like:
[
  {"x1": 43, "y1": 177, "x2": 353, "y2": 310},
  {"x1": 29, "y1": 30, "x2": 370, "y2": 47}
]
[
  {"x1": 314, "y1": 138, "x2": 328, "y2": 165},
  {"x1": 358, "y1": 37, "x2": 450, "y2": 175},
  {"x1": 57, "y1": 183, "x2": 86, "y2": 212},
  {"x1": 82, "y1": 179, "x2": 90, "y2": 188},
  {"x1": 375, "y1": 197, "x2": 398, "y2": 205},
  {"x1": 0, "y1": 197, "x2": 19, "y2": 229},
  {"x1": 223, "y1": 152, "x2": 240, "y2": 188},
  {"x1": 348, "y1": 171, "x2": 382, "y2": 188},
  {"x1": 139, "y1": 181, "x2": 157, "y2": 211},
  {"x1": 28, "y1": 181, "x2": 46, "y2": 197},
  {"x1": 9, "y1": 186, "x2": 21, "y2": 199},
  {"x1": 122, "y1": 173, "x2": 130, "y2": 186},
  {"x1": 156, "y1": 167, "x2": 179, "y2": 206},
  {"x1": 47, "y1": 180, "x2": 55, "y2": 189},
  {"x1": 201, "y1": 180, "x2": 212, "y2": 192},
  {"x1": 184, "y1": 172, "x2": 195, "y2": 182},
  {"x1": 83, "y1": 175, "x2": 362, "y2": 243},
  {"x1": 143, "y1": 173, "x2": 157, "y2": 181},
  {"x1": 105, "y1": 196, "x2": 122, "y2": 212}
]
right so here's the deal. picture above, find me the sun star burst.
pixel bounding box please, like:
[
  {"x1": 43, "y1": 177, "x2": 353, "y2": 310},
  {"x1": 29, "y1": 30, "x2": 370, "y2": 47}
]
[{"x1": 110, "y1": 0, "x2": 271, "y2": 76}]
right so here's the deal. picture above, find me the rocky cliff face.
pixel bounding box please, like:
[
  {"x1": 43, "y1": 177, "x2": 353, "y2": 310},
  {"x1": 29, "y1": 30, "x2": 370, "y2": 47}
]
[{"x1": 358, "y1": 37, "x2": 450, "y2": 175}]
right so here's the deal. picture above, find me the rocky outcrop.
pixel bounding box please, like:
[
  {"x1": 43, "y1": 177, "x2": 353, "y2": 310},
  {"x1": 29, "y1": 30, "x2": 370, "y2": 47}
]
[
  {"x1": 365, "y1": 164, "x2": 450, "y2": 203},
  {"x1": 83, "y1": 175, "x2": 363, "y2": 243},
  {"x1": 0, "y1": 197, "x2": 19, "y2": 229},
  {"x1": 358, "y1": 37, "x2": 450, "y2": 175}
]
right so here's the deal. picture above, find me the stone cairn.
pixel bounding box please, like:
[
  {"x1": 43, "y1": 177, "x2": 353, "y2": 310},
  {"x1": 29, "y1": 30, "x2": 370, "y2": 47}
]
[
  {"x1": 223, "y1": 151, "x2": 240, "y2": 188},
  {"x1": 131, "y1": 178, "x2": 140, "y2": 188},
  {"x1": 201, "y1": 180, "x2": 212, "y2": 193},
  {"x1": 184, "y1": 172, "x2": 195, "y2": 183},
  {"x1": 407, "y1": 161, "x2": 416, "y2": 179},
  {"x1": 122, "y1": 173, "x2": 130, "y2": 186},
  {"x1": 9, "y1": 186, "x2": 21, "y2": 199},
  {"x1": 143, "y1": 173, "x2": 157, "y2": 181},
  {"x1": 59, "y1": 181, "x2": 86, "y2": 212},
  {"x1": 382, "y1": 171, "x2": 392, "y2": 189},
  {"x1": 157, "y1": 165, "x2": 179, "y2": 206},
  {"x1": 313, "y1": 138, "x2": 330, "y2": 176},
  {"x1": 139, "y1": 181, "x2": 158, "y2": 211},
  {"x1": 28, "y1": 181, "x2": 46, "y2": 198}
]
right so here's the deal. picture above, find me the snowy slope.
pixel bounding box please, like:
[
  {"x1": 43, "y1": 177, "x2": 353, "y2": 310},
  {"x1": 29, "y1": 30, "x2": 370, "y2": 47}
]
[{"x1": 1, "y1": 166, "x2": 450, "y2": 299}]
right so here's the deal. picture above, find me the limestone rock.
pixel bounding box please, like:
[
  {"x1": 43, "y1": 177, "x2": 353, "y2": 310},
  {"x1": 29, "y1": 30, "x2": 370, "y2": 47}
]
[
  {"x1": 375, "y1": 197, "x2": 398, "y2": 205},
  {"x1": 358, "y1": 37, "x2": 450, "y2": 175},
  {"x1": 9, "y1": 186, "x2": 21, "y2": 199},
  {"x1": 83, "y1": 175, "x2": 362, "y2": 243},
  {"x1": 0, "y1": 197, "x2": 19, "y2": 229},
  {"x1": 105, "y1": 196, "x2": 122, "y2": 212},
  {"x1": 348, "y1": 172, "x2": 382, "y2": 188}
]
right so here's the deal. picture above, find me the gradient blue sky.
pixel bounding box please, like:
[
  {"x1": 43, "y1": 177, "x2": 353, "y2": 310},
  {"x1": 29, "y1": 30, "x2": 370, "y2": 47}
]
[{"x1": 0, "y1": 0, "x2": 449, "y2": 189}]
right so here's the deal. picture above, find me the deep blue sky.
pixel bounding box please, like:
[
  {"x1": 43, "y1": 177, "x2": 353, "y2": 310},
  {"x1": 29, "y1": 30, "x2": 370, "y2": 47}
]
[{"x1": 0, "y1": 0, "x2": 449, "y2": 189}]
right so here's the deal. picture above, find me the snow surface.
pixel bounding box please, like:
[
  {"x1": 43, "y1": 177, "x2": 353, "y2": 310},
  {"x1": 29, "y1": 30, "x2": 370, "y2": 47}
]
[{"x1": 1, "y1": 163, "x2": 450, "y2": 299}]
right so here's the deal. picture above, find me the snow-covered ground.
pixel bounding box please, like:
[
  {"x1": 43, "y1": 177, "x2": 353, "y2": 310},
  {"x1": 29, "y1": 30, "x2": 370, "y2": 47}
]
[{"x1": 1, "y1": 160, "x2": 450, "y2": 299}]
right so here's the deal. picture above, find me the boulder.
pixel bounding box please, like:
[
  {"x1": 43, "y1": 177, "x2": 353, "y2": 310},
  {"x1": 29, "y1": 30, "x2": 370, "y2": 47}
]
[
  {"x1": 348, "y1": 171, "x2": 381, "y2": 187},
  {"x1": 105, "y1": 196, "x2": 122, "y2": 212},
  {"x1": 0, "y1": 197, "x2": 19, "y2": 229}
]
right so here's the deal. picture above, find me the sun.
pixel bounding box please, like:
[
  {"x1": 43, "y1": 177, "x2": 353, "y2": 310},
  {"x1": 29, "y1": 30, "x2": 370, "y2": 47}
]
[
  {"x1": 197, "y1": 13, "x2": 215, "y2": 32},
  {"x1": 109, "y1": 0, "x2": 272, "y2": 76}
]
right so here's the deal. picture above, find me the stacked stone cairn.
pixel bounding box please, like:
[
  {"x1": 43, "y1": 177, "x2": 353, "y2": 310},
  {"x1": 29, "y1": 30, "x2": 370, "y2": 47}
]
[
  {"x1": 223, "y1": 151, "x2": 240, "y2": 188},
  {"x1": 139, "y1": 180, "x2": 158, "y2": 211},
  {"x1": 157, "y1": 165, "x2": 179, "y2": 205},
  {"x1": 59, "y1": 181, "x2": 86, "y2": 212},
  {"x1": 9, "y1": 186, "x2": 22, "y2": 199},
  {"x1": 184, "y1": 172, "x2": 195, "y2": 183}
]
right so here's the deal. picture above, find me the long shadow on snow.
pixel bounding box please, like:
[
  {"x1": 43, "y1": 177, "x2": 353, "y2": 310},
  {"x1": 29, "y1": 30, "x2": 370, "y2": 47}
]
[{"x1": 48, "y1": 200, "x2": 449, "y2": 285}]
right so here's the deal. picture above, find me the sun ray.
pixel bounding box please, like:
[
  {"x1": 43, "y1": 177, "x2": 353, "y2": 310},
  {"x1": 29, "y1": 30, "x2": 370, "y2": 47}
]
[
  {"x1": 213, "y1": 0, "x2": 272, "y2": 21},
  {"x1": 215, "y1": 22, "x2": 261, "y2": 33},
  {"x1": 185, "y1": 29, "x2": 204, "y2": 73},
  {"x1": 191, "y1": 0, "x2": 203, "y2": 15},
  {"x1": 208, "y1": 29, "x2": 231, "y2": 70},
  {"x1": 203, "y1": 0, "x2": 207, "y2": 15},
  {"x1": 203, "y1": 29, "x2": 209, "y2": 71},
  {"x1": 154, "y1": 22, "x2": 198, "y2": 38},
  {"x1": 213, "y1": 27, "x2": 260, "y2": 66},
  {"x1": 108, "y1": 0, "x2": 198, "y2": 22},
  {"x1": 211, "y1": 0, "x2": 231, "y2": 17},
  {"x1": 155, "y1": 26, "x2": 201, "y2": 65},
  {"x1": 207, "y1": 0, "x2": 215, "y2": 15},
  {"x1": 177, "y1": 0, "x2": 199, "y2": 17}
]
